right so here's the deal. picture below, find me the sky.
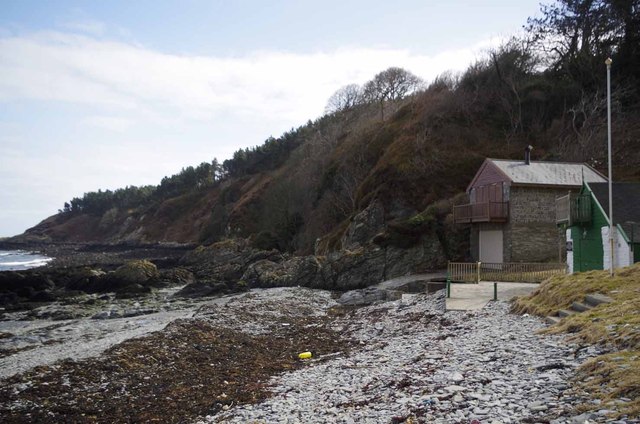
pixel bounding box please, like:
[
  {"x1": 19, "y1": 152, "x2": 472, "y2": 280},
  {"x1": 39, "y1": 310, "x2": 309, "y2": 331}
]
[{"x1": 0, "y1": 0, "x2": 543, "y2": 237}]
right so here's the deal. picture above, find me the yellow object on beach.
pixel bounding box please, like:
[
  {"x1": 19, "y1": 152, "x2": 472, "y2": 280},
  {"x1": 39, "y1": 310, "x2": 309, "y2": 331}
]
[{"x1": 298, "y1": 351, "x2": 312, "y2": 359}]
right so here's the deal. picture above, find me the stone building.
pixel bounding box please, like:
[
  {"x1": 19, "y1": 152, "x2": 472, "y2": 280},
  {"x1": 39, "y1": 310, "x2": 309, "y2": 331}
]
[{"x1": 453, "y1": 149, "x2": 607, "y2": 263}]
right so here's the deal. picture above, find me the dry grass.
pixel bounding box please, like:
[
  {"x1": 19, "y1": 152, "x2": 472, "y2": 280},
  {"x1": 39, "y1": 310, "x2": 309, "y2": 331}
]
[
  {"x1": 512, "y1": 263, "x2": 640, "y2": 419},
  {"x1": 577, "y1": 351, "x2": 640, "y2": 417}
]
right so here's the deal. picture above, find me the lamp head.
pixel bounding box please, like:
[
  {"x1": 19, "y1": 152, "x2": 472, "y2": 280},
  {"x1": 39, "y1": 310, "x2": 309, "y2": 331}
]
[{"x1": 605, "y1": 57, "x2": 613, "y2": 66}]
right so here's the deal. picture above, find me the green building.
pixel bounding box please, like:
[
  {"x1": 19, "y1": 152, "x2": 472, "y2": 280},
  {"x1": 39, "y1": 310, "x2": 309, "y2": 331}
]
[{"x1": 557, "y1": 182, "x2": 640, "y2": 273}]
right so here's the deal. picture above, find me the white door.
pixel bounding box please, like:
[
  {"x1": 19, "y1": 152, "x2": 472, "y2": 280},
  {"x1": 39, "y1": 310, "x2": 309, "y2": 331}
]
[{"x1": 479, "y1": 229, "x2": 503, "y2": 263}]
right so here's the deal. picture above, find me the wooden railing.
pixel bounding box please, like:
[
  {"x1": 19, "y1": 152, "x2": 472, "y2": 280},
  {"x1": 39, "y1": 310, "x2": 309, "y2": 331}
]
[
  {"x1": 448, "y1": 262, "x2": 481, "y2": 283},
  {"x1": 453, "y1": 201, "x2": 509, "y2": 224},
  {"x1": 448, "y1": 262, "x2": 567, "y2": 283},
  {"x1": 556, "y1": 193, "x2": 591, "y2": 226}
]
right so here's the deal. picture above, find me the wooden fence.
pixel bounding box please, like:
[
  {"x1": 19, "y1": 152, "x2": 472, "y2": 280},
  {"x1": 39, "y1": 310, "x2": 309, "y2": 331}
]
[{"x1": 448, "y1": 262, "x2": 567, "y2": 283}]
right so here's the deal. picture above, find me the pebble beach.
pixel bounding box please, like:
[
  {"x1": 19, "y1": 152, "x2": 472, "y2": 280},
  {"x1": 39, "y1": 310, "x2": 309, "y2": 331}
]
[
  {"x1": 197, "y1": 289, "x2": 629, "y2": 424},
  {"x1": 1, "y1": 286, "x2": 636, "y2": 423}
]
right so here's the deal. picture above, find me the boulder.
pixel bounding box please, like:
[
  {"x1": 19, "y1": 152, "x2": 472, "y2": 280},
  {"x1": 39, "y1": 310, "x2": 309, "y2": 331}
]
[
  {"x1": 63, "y1": 268, "x2": 107, "y2": 292},
  {"x1": 337, "y1": 287, "x2": 403, "y2": 306},
  {"x1": 111, "y1": 260, "x2": 159, "y2": 285},
  {"x1": 81, "y1": 260, "x2": 160, "y2": 296}
]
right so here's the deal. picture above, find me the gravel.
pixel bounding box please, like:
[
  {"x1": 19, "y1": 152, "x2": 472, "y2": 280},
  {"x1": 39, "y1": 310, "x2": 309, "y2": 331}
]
[{"x1": 196, "y1": 291, "x2": 625, "y2": 424}]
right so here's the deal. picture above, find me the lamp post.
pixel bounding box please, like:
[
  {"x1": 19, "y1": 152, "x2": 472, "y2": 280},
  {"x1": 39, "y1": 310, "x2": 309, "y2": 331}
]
[{"x1": 605, "y1": 57, "x2": 614, "y2": 276}]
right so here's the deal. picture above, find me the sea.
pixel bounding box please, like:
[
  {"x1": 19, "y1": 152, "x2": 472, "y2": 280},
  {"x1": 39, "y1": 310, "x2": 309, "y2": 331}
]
[{"x1": 0, "y1": 250, "x2": 53, "y2": 271}]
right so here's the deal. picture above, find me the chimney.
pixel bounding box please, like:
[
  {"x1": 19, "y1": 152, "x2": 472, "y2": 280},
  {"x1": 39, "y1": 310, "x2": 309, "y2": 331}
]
[{"x1": 524, "y1": 145, "x2": 533, "y2": 165}]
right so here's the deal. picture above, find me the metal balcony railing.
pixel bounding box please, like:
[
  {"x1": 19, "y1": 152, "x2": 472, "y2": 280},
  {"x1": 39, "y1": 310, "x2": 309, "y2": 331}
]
[{"x1": 453, "y1": 201, "x2": 509, "y2": 224}]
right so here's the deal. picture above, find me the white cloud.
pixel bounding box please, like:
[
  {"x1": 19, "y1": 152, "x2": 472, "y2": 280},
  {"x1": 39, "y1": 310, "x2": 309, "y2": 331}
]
[
  {"x1": 60, "y1": 20, "x2": 107, "y2": 36},
  {"x1": 0, "y1": 29, "x2": 505, "y2": 236},
  {"x1": 82, "y1": 115, "x2": 133, "y2": 132},
  {"x1": 0, "y1": 31, "x2": 499, "y2": 124}
]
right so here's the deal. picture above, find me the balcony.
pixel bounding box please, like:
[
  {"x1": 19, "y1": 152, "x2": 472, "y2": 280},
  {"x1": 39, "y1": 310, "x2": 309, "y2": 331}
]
[
  {"x1": 556, "y1": 193, "x2": 591, "y2": 225},
  {"x1": 453, "y1": 201, "x2": 509, "y2": 224}
]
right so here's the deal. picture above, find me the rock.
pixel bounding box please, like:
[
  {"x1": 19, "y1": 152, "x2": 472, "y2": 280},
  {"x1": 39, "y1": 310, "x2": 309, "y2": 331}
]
[
  {"x1": 115, "y1": 284, "x2": 152, "y2": 298},
  {"x1": 449, "y1": 372, "x2": 464, "y2": 382},
  {"x1": 92, "y1": 311, "x2": 111, "y2": 319},
  {"x1": 567, "y1": 412, "x2": 597, "y2": 423},
  {"x1": 445, "y1": 385, "x2": 467, "y2": 392},
  {"x1": 241, "y1": 256, "x2": 321, "y2": 289},
  {"x1": 383, "y1": 236, "x2": 447, "y2": 279},
  {"x1": 341, "y1": 200, "x2": 386, "y2": 250},
  {"x1": 122, "y1": 308, "x2": 159, "y2": 317},
  {"x1": 528, "y1": 401, "x2": 548, "y2": 412},
  {"x1": 0, "y1": 291, "x2": 20, "y2": 306},
  {"x1": 337, "y1": 287, "x2": 398, "y2": 306},
  {"x1": 181, "y1": 239, "x2": 281, "y2": 284},
  {"x1": 242, "y1": 247, "x2": 385, "y2": 291},
  {"x1": 111, "y1": 260, "x2": 159, "y2": 285},
  {"x1": 319, "y1": 247, "x2": 386, "y2": 290},
  {"x1": 29, "y1": 290, "x2": 58, "y2": 302},
  {"x1": 160, "y1": 267, "x2": 195, "y2": 286},
  {"x1": 175, "y1": 281, "x2": 226, "y2": 298}
]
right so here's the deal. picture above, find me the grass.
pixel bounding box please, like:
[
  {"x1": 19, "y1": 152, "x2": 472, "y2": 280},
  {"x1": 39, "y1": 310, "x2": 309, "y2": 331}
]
[
  {"x1": 576, "y1": 351, "x2": 640, "y2": 417},
  {"x1": 512, "y1": 263, "x2": 640, "y2": 419}
]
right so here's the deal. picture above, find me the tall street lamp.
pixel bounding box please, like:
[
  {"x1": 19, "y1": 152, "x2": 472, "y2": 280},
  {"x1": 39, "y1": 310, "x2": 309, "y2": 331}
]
[{"x1": 605, "y1": 57, "x2": 614, "y2": 276}]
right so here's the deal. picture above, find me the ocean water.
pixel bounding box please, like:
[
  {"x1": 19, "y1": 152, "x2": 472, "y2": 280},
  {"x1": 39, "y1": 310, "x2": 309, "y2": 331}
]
[{"x1": 0, "y1": 250, "x2": 53, "y2": 271}]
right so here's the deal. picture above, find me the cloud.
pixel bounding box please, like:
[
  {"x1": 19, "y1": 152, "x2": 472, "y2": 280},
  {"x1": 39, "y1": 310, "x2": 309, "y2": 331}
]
[
  {"x1": 0, "y1": 29, "x2": 505, "y2": 236},
  {"x1": 82, "y1": 115, "x2": 133, "y2": 132},
  {"x1": 60, "y1": 20, "x2": 107, "y2": 36},
  {"x1": 0, "y1": 31, "x2": 500, "y2": 125}
]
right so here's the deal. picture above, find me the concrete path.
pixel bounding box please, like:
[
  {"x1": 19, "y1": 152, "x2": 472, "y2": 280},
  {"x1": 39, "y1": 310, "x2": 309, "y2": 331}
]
[
  {"x1": 376, "y1": 272, "x2": 446, "y2": 292},
  {"x1": 446, "y1": 281, "x2": 539, "y2": 311}
]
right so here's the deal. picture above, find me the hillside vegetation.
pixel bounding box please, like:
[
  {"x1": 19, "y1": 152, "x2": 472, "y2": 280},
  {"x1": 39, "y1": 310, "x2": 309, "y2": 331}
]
[{"x1": 15, "y1": 0, "x2": 640, "y2": 258}]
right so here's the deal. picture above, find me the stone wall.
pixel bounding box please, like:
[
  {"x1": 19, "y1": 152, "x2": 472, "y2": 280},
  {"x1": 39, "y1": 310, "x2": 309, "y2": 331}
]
[
  {"x1": 509, "y1": 187, "x2": 569, "y2": 223},
  {"x1": 507, "y1": 222, "x2": 563, "y2": 262},
  {"x1": 506, "y1": 186, "x2": 568, "y2": 263}
]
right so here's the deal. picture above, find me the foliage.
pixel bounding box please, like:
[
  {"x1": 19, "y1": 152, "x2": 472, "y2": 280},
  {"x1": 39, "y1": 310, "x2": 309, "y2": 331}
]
[
  {"x1": 527, "y1": 0, "x2": 640, "y2": 95},
  {"x1": 221, "y1": 123, "x2": 314, "y2": 178},
  {"x1": 325, "y1": 84, "x2": 364, "y2": 114},
  {"x1": 63, "y1": 185, "x2": 156, "y2": 216}
]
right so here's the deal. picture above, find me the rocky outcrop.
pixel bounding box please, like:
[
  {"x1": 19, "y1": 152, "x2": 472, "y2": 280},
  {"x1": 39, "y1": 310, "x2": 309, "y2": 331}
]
[
  {"x1": 383, "y1": 235, "x2": 448, "y2": 278},
  {"x1": 0, "y1": 229, "x2": 449, "y2": 309},
  {"x1": 241, "y1": 236, "x2": 445, "y2": 292},
  {"x1": 175, "y1": 239, "x2": 281, "y2": 298},
  {"x1": 181, "y1": 239, "x2": 282, "y2": 281},
  {"x1": 341, "y1": 200, "x2": 386, "y2": 250},
  {"x1": 241, "y1": 256, "x2": 322, "y2": 288}
]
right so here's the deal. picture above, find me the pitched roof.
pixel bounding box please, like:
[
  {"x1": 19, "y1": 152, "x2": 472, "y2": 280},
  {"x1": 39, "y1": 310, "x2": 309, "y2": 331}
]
[
  {"x1": 489, "y1": 159, "x2": 607, "y2": 187},
  {"x1": 589, "y1": 182, "x2": 640, "y2": 240}
]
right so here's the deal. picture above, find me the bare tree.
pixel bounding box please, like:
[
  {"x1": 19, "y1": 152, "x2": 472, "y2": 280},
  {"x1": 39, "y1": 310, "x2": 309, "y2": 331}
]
[
  {"x1": 363, "y1": 67, "x2": 423, "y2": 119},
  {"x1": 325, "y1": 84, "x2": 364, "y2": 114}
]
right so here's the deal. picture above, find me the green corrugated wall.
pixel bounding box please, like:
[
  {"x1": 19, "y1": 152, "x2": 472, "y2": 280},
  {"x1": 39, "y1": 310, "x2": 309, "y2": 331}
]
[{"x1": 571, "y1": 186, "x2": 608, "y2": 272}]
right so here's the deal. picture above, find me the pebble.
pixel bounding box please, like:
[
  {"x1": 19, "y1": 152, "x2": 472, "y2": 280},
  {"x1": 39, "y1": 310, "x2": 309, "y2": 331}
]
[{"x1": 194, "y1": 290, "x2": 630, "y2": 424}]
